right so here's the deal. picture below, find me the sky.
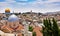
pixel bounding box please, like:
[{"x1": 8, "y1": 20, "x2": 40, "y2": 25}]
[{"x1": 0, "y1": 0, "x2": 60, "y2": 13}]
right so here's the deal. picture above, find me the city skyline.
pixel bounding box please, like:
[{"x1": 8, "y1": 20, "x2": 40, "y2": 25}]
[{"x1": 0, "y1": 0, "x2": 60, "y2": 13}]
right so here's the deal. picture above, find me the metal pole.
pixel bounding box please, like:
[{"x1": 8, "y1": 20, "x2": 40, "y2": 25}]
[{"x1": 15, "y1": 34, "x2": 16, "y2": 36}]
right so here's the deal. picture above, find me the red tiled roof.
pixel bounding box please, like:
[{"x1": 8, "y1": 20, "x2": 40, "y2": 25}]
[{"x1": 33, "y1": 26, "x2": 43, "y2": 36}]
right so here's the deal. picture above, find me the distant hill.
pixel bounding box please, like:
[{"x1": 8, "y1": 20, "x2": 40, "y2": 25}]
[
  {"x1": 44, "y1": 11, "x2": 60, "y2": 15},
  {"x1": 22, "y1": 12, "x2": 42, "y2": 15}
]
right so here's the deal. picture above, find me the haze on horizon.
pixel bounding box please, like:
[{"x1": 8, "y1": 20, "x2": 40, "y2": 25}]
[{"x1": 0, "y1": 0, "x2": 60, "y2": 13}]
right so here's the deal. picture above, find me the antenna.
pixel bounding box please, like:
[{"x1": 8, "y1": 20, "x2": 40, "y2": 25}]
[
  {"x1": 31, "y1": 10, "x2": 32, "y2": 12},
  {"x1": 13, "y1": 11, "x2": 14, "y2": 14}
]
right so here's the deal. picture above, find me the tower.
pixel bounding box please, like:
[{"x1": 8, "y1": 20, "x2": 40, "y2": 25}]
[
  {"x1": 22, "y1": 20, "x2": 32, "y2": 36},
  {"x1": 22, "y1": 20, "x2": 29, "y2": 36},
  {"x1": 30, "y1": 10, "x2": 32, "y2": 12}
]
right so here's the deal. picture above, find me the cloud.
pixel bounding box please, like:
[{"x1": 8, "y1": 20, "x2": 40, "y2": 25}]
[
  {"x1": 48, "y1": 0, "x2": 60, "y2": 2},
  {"x1": 5, "y1": 0, "x2": 14, "y2": 1},
  {"x1": 0, "y1": 0, "x2": 60, "y2": 13},
  {"x1": 0, "y1": 0, "x2": 5, "y2": 2},
  {"x1": 15, "y1": 0, "x2": 36, "y2": 3},
  {"x1": 16, "y1": 0, "x2": 28, "y2": 1}
]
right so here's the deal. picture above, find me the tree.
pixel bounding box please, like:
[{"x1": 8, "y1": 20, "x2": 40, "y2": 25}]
[
  {"x1": 42, "y1": 18, "x2": 60, "y2": 36},
  {"x1": 52, "y1": 18, "x2": 59, "y2": 36},
  {"x1": 32, "y1": 32, "x2": 36, "y2": 36},
  {"x1": 42, "y1": 19, "x2": 48, "y2": 36},
  {"x1": 29, "y1": 26, "x2": 33, "y2": 32}
]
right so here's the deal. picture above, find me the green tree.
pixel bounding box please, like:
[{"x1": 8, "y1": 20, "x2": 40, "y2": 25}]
[
  {"x1": 52, "y1": 18, "x2": 59, "y2": 36},
  {"x1": 42, "y1": 19, "x2": 48, "y2": 36},
  {"x1": 42, "y1": 18, "x2": 60, "y2": 36},
  {"x1": 29, "y1": 26, "x2": 33, "y2": 32},
  {"x1": 59, "y1": 29, "x2": 60, "y2": 36},
  {"x1": 32, "y1": 32, "x2": 36, "y2": 36}
]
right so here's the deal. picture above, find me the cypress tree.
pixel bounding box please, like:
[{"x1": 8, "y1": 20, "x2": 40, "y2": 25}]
[
  {"x1": 52, "y1": 18, "x2": 59, "y2": 36},
  {"x1": 43, "y1": 18, "x2": 49, "y2": 36},
  {"x1": 42, "y1": 18, "x2": 60, "y2": 36}
]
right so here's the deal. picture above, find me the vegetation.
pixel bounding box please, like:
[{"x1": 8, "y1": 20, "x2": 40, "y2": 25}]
[
  {"x1": 22, "y1": 34, "x2": 24, "y2": 36},
  {"x1": 42, "y1": 18, "x2": 60, "y2": 36},
  {"x1": 29, "y1": 26, "x2": 33, "y2": 32},
  {"x1": 32, "y1": 32, "x2": 36, "y2": 36}
]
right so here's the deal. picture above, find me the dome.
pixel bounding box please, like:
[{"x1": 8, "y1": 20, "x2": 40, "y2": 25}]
[
  {"x1": 5, "y1": 8, "x2": 10, "y2": 12},
  {"x1": 8, "y1": 14, "x2": 19, "y2": 22}
]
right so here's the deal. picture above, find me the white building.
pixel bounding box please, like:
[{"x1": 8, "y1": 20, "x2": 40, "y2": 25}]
[{"x1": 0, "y1": 30, "x2": 15, "y2": 36}]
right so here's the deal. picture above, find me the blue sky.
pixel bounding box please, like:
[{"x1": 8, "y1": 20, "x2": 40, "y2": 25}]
[{"x1": 0, "y1": 0, "x2": 60, "y2": 13}]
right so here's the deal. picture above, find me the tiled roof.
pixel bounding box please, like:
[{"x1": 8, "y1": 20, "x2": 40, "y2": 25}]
[{"x1": 33, "y1": 26, "x2": 43, "y2": 36}]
